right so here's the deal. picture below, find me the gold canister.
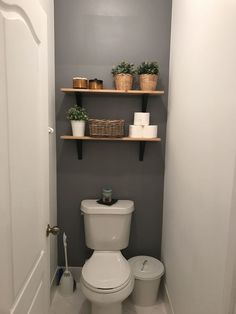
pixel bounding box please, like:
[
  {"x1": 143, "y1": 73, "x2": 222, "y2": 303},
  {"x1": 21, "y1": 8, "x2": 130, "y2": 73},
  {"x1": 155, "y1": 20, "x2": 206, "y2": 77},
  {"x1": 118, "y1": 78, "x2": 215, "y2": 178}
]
[
  {"x1": 89, "y1": 78, "x2": 103, "y2": 90},
  {"x1": 73, "y1": 77, "x2": 88, "y2": 89}
]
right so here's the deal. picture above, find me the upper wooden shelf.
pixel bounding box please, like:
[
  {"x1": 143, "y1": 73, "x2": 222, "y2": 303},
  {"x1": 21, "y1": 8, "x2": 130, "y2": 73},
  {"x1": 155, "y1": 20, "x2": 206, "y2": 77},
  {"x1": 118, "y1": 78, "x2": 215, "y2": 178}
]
[{"x1": 61, "y1": 88, "x2": 164, "y2": 95}]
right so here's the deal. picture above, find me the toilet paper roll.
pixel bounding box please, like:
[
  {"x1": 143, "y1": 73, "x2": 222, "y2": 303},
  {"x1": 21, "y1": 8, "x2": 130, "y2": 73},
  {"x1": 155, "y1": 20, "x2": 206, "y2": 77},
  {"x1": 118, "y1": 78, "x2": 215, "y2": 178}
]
[
  {"x1": 134, "y1": 112, "x2": 150, "y2": 126},
  {"x1": 129, "y1": 125, "x2": 143, "y2": 138},
  {"x1": 143, "y1": 125, "x2": 158, "y2": 138}
]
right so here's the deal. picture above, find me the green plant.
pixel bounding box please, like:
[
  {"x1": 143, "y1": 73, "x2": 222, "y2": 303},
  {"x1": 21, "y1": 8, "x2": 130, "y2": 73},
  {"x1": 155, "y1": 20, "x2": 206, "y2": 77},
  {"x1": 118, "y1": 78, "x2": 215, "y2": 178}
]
[
  {"x1": 66, "y1": 105, "x2": 88, "y2": 121},
  {"x1": 137, "y1": 61, "x2": 159, "y2": 75},
  {"x1": 111, "y1": 61, "x2": 136, "y2": 76}
]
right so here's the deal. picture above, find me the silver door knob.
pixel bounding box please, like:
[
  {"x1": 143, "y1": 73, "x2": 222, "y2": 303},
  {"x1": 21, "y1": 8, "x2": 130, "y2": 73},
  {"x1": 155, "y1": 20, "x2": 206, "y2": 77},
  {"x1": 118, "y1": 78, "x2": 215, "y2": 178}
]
[
  {"x1": 46, "y1": 224, "x2": 60, "y2": 237},
  {"x1": 48, "y1": 127, "x2": 54, "y2": 134}
]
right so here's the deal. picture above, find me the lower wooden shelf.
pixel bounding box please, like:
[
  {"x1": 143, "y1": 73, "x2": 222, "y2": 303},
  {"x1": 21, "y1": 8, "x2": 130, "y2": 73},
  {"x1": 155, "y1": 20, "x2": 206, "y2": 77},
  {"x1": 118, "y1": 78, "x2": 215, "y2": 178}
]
[
  {"x1": 60, "y1": 135, "x2": 161, "y2": 142},
  {"x1": 60, "y1": 135, "x2": 161, "y2": 161}
]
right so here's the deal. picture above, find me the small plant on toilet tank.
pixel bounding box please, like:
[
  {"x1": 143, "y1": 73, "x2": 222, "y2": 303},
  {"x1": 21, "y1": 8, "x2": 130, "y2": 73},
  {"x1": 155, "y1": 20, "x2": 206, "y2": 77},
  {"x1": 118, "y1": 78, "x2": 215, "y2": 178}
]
[{"x1": 66, "y1": 105, "x2": 88, "y2": 136}]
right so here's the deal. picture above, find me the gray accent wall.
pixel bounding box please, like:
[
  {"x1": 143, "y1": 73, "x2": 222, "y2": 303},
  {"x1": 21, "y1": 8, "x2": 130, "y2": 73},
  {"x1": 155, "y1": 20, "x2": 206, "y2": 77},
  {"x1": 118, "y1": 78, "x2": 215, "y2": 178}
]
[{"x1": 55, "y1": 0, "x2": 172, "y2": 266}]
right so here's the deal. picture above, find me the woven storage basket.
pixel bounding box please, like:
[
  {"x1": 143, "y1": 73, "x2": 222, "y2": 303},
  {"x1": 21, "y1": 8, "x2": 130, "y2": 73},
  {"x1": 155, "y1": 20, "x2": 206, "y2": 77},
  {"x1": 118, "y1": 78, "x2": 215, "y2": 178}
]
[
  {"x1": 89, "y1": 119, "x2": 125, "y2": 137},
  {"x1": 114, "y1": 74, "x2": 133, "y2": 90}
]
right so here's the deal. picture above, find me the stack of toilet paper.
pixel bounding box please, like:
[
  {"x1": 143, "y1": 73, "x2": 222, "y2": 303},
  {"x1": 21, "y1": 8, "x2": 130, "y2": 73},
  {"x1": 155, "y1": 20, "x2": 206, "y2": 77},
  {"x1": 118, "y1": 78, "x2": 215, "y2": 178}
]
[{"x1": 129, "y1": 112, "x2": 158, "y2": 138}]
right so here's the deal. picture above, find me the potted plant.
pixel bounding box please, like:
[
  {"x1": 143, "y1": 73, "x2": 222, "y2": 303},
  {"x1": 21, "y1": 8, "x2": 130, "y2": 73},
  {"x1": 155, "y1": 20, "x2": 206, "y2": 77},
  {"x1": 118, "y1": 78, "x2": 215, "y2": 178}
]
[
  {"x1": 111, "y1": 61, "x2": 135, "y2": 90},
  {"x1": 66, "y1": 105, "x2": 88, "y2": 136},
  {"x1": 137, "y1": 61, "x2": 159, "y2": 91}
]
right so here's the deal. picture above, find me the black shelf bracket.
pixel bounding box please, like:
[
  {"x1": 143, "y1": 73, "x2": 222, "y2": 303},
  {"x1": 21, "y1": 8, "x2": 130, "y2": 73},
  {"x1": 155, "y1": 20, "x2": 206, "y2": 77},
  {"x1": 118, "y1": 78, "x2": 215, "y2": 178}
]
[
  {"x1": 142, "y1": 94, "x2": 149, "y2": 112},
  {"x1": 75, "y1": 92, "x2": 82, "y2": 107},
  {"x1": 140, "y1": 94, "x2": 149, "y2": 160},
  {"x1": 72, "y1": 92, "x2": 152, "y2": 161},
  {"x1": 77, "y1": 140, "x2": 83, "y2": 160},
  {"x1": 139, "y1": 141, "x2": 146, "y2": 161}
]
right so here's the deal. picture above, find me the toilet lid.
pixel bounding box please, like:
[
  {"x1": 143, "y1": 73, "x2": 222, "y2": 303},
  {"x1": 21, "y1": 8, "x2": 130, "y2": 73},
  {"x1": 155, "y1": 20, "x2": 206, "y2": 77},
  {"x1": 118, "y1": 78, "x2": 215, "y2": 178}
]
[{"x1": 82, "y1": 251, "x2": 131, "y2": 289}]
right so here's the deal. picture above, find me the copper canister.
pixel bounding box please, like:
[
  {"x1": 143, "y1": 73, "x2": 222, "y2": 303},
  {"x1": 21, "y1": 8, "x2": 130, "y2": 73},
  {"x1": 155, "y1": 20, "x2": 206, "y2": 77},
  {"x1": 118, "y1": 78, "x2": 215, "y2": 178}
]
[
  {"x1": 89, "y1": 78, "x2": 103, "y2": 90},
  {"x1": 73, "y1": 77, "x2": 88, "y2": 89}
]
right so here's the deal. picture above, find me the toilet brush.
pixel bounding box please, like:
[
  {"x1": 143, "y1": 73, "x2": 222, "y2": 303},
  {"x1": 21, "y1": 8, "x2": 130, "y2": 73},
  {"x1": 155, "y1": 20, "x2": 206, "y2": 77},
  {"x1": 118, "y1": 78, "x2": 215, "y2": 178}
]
[{"x1": 59, "y1": 232, "x2": 74, "y2": 296}]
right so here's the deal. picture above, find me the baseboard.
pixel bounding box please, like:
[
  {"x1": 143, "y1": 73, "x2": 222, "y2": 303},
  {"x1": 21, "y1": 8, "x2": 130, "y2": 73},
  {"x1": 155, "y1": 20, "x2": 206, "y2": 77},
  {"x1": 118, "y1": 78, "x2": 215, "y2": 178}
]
[
  {"x1": 52, "y1": 266, "x2": 174, "y2": 314},
  {"x1": 50, "y1": 267, "x2": 59, "y2": 303},
  {"x1": 163, "y1": 282, "x2": 175, "y2": 314}
]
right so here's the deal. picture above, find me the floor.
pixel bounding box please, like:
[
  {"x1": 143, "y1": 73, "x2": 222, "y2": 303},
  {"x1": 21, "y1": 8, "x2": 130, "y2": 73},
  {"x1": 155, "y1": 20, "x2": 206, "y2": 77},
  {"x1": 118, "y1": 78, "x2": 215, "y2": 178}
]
[{"x1": 49, "y1": 282, "x2": 167, "y2": 314}]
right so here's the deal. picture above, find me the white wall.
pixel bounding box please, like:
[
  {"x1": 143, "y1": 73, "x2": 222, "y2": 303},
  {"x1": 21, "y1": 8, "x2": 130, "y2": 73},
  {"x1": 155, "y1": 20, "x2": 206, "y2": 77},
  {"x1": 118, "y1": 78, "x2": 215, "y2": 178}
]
[
  {"x1": 38, "y1": 0, "x2": 57, "y2": 285},
  {"x1": 162, "y1": 1, "x2": 236, "y2": 314}
]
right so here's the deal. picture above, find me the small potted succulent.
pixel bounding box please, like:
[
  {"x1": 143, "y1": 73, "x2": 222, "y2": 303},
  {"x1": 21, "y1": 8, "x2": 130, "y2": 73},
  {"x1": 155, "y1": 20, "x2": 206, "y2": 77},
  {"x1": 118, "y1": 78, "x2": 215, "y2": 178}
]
[
  {"x1": 66, "y1": 105, "x2": 88, "y2": 136},
  {"x1": 111, "y1": 61, "x2": 135, "y2": 90},
  {"x1": 137, "y1": 61, "x2": 159, "y2": 91}
]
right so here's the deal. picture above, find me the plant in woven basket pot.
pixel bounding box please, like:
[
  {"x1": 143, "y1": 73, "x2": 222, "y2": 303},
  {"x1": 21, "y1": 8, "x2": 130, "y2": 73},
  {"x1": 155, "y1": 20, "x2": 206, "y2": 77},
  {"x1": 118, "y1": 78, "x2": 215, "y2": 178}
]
[
  {"x1": 66, "y1": 105, "x2": 88, "y2": 136},
  {"x1": 137, "y1": 61, "x2": 159, "y2": 91},
  {"x1": 111, "y1": 61, "x2": 135, "y2": 90}
]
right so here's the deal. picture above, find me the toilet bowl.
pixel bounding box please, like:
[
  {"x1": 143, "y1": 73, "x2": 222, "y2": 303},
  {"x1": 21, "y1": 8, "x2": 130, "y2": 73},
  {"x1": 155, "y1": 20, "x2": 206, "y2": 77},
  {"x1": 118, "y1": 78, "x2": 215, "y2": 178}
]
[
  {"x1": 81, "y1": 251, "x2": 134, "y2": 314},
  {"x1": 80, "y1": 199, "x2": 135, "y2": 314}
]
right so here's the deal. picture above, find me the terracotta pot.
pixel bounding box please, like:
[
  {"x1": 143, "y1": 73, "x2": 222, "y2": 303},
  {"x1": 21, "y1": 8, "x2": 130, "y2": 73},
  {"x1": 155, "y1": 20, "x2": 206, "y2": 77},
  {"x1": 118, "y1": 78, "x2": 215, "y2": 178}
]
[
  {"x1": 139, "y1": 74, "x2": 158, "y2": 91},
  {"x1": 114, "y1": 74, "x2": 133, "y2": 91}
]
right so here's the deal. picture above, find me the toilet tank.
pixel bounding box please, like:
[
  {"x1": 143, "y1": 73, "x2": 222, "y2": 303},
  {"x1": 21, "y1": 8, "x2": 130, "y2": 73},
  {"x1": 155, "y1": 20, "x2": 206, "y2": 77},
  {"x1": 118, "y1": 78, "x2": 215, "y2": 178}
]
[{"x1": 81, "y1": 200, "x2": 134, "y2": 250}]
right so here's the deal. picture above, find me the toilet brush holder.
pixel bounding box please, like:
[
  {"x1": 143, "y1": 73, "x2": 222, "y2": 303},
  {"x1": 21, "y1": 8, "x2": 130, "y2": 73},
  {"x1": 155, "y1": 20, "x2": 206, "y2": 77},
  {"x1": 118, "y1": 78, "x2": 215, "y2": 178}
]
[
  {"x1": 59, "y1": 232, "x2": 75, "y2": 296},
  {"x1": 59, "y1": 270, "x2": 74, "y2": 296}
]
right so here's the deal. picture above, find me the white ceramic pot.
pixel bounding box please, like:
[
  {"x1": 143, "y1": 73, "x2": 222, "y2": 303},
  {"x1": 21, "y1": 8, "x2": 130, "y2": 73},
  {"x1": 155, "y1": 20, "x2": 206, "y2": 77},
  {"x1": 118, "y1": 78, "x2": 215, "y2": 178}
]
[{"x1": 71, "y1": 120, "x2": 86, "y2": 136}]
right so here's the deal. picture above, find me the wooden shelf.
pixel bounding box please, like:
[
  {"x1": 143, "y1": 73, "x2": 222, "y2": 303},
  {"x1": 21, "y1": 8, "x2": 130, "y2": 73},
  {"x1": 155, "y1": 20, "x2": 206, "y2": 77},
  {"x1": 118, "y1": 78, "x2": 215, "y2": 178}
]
[
  {"x1": 60, "y1": 135, "x2": 161, "y2": 142},
  {"x1": 60, "y1": 87, "x2": 164, "y2": 161},
  {"x1": 61, "y1": 88, "x2": 164, "y2": 95}
]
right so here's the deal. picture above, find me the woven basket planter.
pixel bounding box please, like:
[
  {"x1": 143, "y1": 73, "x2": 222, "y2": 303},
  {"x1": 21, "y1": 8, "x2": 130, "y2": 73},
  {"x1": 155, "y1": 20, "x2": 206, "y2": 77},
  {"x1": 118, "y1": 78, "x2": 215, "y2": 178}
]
[
  {"x1": 114, "y1": 74, "x2": 133, "y2": 91},
  {"x1": 139, "y1": 74, "x2": 158, "y2": 91},
  {"x1": 89, "y1": 119, "x2": 125, "y2": 137}
]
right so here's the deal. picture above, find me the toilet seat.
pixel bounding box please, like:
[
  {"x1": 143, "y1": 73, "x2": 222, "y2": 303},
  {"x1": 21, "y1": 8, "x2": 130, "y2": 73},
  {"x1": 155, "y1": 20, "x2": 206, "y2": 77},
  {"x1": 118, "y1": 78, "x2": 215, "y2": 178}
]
[
  {"x1": 81, "y1": 251, "x2": 132, "y2": 293},
  {"x1": 81, "y1": 275, "x2": 132, "y2": 294}
]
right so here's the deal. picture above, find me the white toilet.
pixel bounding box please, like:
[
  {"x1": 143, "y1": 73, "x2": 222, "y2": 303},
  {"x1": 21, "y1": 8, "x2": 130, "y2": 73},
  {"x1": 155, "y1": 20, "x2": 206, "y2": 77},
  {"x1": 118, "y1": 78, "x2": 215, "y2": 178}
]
[{"x1": 80, "y1": 199, "x2": 135, "y2": 314}]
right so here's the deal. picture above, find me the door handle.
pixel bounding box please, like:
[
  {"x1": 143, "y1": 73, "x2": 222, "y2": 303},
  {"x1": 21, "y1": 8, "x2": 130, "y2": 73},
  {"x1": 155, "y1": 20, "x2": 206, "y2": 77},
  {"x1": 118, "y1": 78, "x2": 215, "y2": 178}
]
[
  {"x1": 46, "y1": 224, "x2": 60, "y2": 237},
  {"x1": 48, "y1": 127, "x2": 54, "y2": 134}
]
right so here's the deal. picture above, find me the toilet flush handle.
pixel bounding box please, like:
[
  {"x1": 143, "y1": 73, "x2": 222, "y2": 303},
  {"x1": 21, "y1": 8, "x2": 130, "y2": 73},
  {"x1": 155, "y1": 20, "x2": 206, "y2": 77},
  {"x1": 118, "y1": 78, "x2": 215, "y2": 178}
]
[{"x1": 141, "y1": 259, "x2": 148, "y2": 271}]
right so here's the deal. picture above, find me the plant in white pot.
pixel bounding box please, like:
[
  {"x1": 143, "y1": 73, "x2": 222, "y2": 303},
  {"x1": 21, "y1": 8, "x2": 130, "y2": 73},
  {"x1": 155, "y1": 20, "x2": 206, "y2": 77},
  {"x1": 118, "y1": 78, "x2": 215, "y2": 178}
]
[
  {"x1": 111, "y1": 61, "x2": 135, "y2": 90},
  {"x1": 66, "y1": 105, "x2": 88, "y2": 136},
  {"x1": 137, "y1": 61, "x2": 159, "y2": 91}
]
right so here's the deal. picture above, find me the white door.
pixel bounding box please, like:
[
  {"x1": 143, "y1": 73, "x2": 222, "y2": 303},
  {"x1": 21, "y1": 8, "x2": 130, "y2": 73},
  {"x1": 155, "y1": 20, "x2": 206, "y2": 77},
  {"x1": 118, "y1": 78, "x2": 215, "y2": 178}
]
[{"x1": 0, "y1": 0, "x2": 50, "y2": 313}]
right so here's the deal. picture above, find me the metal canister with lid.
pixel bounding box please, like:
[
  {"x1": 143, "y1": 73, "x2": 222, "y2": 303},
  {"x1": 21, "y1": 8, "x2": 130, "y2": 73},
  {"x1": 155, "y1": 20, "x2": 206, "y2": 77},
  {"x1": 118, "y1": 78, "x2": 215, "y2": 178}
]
[
  {"x1": 129, "y1": 256, "x2": 165, "y2": 306},
  {"x1": 73, "y1": 77, "x2": 88, "y2": 89},
  {"x1": 89, "y1": 78, "x2": 103, "y2": 90}
]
